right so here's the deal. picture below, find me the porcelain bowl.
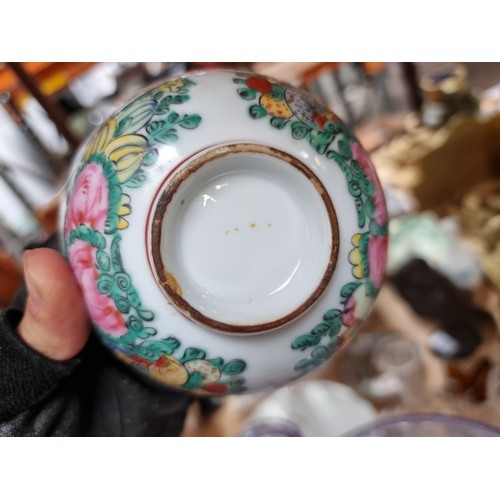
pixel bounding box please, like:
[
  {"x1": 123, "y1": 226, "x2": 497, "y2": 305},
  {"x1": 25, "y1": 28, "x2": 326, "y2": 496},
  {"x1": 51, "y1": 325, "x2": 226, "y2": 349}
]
[{"x1": 60, "y1": 70, "x2": 388, "y2": 395}]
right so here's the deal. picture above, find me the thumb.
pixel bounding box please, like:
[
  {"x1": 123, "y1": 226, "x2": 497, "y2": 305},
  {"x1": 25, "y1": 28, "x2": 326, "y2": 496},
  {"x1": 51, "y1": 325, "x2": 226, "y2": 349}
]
[{"x1": 17, "y1": 248, "x2": 90, "y2": 361}]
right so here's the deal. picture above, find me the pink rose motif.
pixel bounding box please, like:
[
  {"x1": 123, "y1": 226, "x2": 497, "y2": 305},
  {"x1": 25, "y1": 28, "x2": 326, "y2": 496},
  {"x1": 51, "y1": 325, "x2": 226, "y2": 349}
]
[
  {"x1": 341, "y1": 283, "x2": 373, "y2": 327},
  {"x1": 65, "y1": 162, "x2": 109, "y2": 237},
  {"x1": 368, "y1": 234, "x2": 388, "y2": 289},
  {"x1": 351, "y1": 141, "x2": 388, "y2": 227},
  {"x1": 69, "y1": 240, "x2": 127, "y2": 337},
  {"x1": 342, "y1": 293, "x2": 358, "y2": 327}
]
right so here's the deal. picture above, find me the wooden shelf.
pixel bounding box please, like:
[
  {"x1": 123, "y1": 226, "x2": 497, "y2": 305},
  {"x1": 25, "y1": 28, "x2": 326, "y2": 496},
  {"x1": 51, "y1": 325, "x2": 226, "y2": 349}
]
[{"x1": 0, "y1": 62, "x2": 96, "y2": 102}]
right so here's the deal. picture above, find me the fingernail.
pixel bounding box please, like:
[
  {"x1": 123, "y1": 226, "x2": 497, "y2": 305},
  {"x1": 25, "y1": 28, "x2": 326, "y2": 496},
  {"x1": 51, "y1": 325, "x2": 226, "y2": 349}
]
[{"x1": 24, "y1": 251, "x2": 43, "y2": 315}]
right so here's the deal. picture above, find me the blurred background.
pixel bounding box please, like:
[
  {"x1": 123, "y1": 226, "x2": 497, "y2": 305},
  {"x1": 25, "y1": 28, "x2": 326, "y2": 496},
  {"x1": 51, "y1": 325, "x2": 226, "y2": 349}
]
[{"x1": 1, "y1": 61, "x2": 500, "y2": 436}]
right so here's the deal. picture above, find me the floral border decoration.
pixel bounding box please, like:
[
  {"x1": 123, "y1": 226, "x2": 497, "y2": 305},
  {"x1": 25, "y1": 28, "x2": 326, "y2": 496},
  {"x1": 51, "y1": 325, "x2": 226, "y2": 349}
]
[
  {"x1": 234, "y1": 74, "x2": 389, "y2": 375},
  {"x1": 64, "y1": 78, "x2": 247, "y2": 395}
]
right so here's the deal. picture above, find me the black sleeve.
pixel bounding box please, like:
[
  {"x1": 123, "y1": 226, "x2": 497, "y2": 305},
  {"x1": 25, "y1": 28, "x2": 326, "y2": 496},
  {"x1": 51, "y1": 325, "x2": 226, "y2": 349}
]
[
  {"x1": 0, "y1": 306, "x2": 193, "y2": 436},
  {"x1": 0, "y1": 307, "x2": 84, "y2": 436},
  {"x1": 0, "y1": 308, "x2": 81, "y2": 420},
  {"x1": 0, "y1": 234, "x2": 193, "y2": 436}
]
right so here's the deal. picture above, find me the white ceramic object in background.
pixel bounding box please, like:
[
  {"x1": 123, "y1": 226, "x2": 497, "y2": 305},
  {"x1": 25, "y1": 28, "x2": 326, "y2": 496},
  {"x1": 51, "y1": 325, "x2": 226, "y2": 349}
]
[
  {"x1": 240, "y1": 380, "x2": 377, "y2": 437},
  {"x1": 60, "y1": 70, "x2": 388, "y2": 395}
]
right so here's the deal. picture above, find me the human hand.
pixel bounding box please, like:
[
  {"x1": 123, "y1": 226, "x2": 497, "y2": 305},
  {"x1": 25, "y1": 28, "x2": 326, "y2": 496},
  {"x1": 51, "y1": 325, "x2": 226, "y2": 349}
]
[
  {"x1": 1, "y1": 245, "x2": 191, "y2": 436},
  {"x1": 17, "y1": 248, "x2": 90, "y2": 361}
]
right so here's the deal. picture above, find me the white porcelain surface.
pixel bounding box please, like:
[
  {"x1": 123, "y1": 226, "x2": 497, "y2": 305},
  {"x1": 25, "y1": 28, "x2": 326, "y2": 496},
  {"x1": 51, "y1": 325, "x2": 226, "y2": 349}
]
[
  {"x1": 153, "y1": 146, "x2": 336, "y2": 332},
  {"x1": 60, "y1": 70, "x2": 388, "y2": 395}
]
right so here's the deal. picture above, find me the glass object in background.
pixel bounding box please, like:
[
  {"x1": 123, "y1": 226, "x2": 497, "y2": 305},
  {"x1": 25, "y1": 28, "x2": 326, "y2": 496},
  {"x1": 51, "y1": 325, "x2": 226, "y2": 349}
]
[
  {"x1": 368, "y1": 335, "x2": 425, "y2": 407},
  {"x1": 339, "y1": 331, "x2": 425, "y2": 408},
  {"x1": 241, "y1": 380, "x2": 377, "y2": 437},
  {"x1": 346, "y1": 413, "x2": 500, "y2": 437},
  {"x1": 239, "y1": 418, "x2": 303, "y2": 437}
]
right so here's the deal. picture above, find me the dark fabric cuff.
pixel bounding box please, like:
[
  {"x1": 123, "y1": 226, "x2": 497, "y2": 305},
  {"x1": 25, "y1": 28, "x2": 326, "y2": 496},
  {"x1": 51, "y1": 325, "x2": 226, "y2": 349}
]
[{"x1": 0, "y1": 308, "x2": 81, "y2": 420}]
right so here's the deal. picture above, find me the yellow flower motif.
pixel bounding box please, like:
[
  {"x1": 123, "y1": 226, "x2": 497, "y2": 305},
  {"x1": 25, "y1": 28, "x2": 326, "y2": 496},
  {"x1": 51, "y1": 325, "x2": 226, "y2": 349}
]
[
  {"x1": 103, "y1": 134, "x2": 149, "y2": 183},
  {"x1": 157, "y1": 78, "x2": 186, "y2": 93},
  {"x1": 116, "y1": 193, "x2": 132, "y2": 230},
  {"x1": 348, "y1": 233, "x2": 365, "y2": 279},
  {"x1": 83, "y1": 121, "x2": 148, "y2": 185},
  {"x1": 83, "y1": 119, "x2": 117, "y2": 161}
]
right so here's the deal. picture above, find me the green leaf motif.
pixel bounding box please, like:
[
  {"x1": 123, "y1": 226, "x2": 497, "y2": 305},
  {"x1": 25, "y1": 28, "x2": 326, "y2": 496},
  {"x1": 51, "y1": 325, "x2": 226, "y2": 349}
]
[
  {"x1": 249, "y1": 104, "x2": 268, "y2": 119},
  {"x1": 226, "y1": 376, "x2": 246, "y2": 388},
  {"x1": 110, "y1": 235, "x2": 123, "y2": 272},
  {"x1": 350, "y1": 159, "x2": 363, "y2": 178},
  {"x1": 167, "y1": 111, "x2": 180, "y2": 123},
  {"x1": 128, "y1": 289, "x2": 141, "y2": 308},
  {"x1": 146, "y1": 120, "x2": 179, "y2": 145},
  {"x1": 369, "y1": 220, "x2": 388, "y2": 237},
  {"x1": 115, "y1": 116, "x2": 133, "y2": 137},
  {"x1": 97, "y1": 273, "x2": 113, "y2": 295},
  {"x1": 183, "y1": 371, "x2": 205, "y2": 389},
  {"x1": 328, "y1": 321, "x2": 342, "y2": 339},
  {"x1": 364, "y1": 197, "x2": 376, "y2": 221},
  {"x1": 108, "y1": 184, "x2": 123, "y2": 213},
  {"x1": 210, "y1": 357, "x2": 224, "y2": 369},
  {"x1": 137, "y1": 308, "x2": 154, "y2": 322},
  {"x1": 359, "y1": 173, "x2": 375, "y2": 198},
  {"x1": 311, "y1": 345, "x2": 330, "y2": 360},
  {"x1": 270, "y1": 84, "x2": 284, "y2": 100},
  {"x1": 126, "y1": 171, "x2": 148, "y2": 188},
  {"x1": 355, "y1": 197, "x2": 366, "y2": 227},
  {"x1": 114, "y1": 272, "x2": 132, "y2": 292},
  {"x1": 222, "y1": 359, "x2": 246, "y2": 376},
  {"x1": 311, "y1": 322, "x2": 332, "y2": 337},
  {"x1": 143, "y1": 327, "x2": 156, "y2": 337},
  {"x1": 341, "y1": 282, "x2": 361, "y2": 301},
  {"x1": 310, "y1": 131, "x2": 334, "y2": 155},
  {"x1": 237, "y1": 87, "x2": 257, "y2": 100},
  {"x1": 155, "y1": 96, "x2": 172, "y2": 115},
  {"x1": 171, "y1": 94, "x2": 189, "y2": 104},
  {"x1": 114, "y1": 294, "x2": 131, "y2": 314},
  {"x1": 291, "y1": 334, "x2": 321, "y2": 351},
  {"x1": 128, "y1": 315, "x2": 143, "y2": 333},
  {"x1": 141, "y1": 338, "x2": 180, "y2": 356},
  {"x1": 270, "y1": 117, "x2": 287, "y2": 129},
  {"x1": 179, "y1": 114, "x2": 201, "y2": 130},
  {"x1": 132, "y1": 344, "x2": 159, "y2": 362},
  {"x1": 365, "y1": 278, "x2": 379, "y2": 299},
  {"x1": 326, "y1": 149, "x2": 350, "y2": 174},
  {"x1": 348, "y1": 180, "x2": 362, "y2": 198},
  {"x1": 291, "y1": 121, "x2": 310, "y2": 139},
  {"x1": 118, "y1": 99, "x2": 157, "y2": 134},
  {"x1": 96, "y1": 249, "x2": 110, "y2": 272},
  {"x1": 68, "y1": 226, "x2": 106, "y2": 250},
  {"x1": 180, "y1": 347, "x2": 206, "y2": 363},
  {"x1": 142, "y1": 148, "x2": 159, "y2": 167},
  {"x1": 294, "y1": 358, "x2": 314, "y2": 371},
  {"x1": 323, "y1": 308, "x2": 342, "y2": 322},
  {"x1": 338, "y1": 138, "x2": 353, "y2": 160}
]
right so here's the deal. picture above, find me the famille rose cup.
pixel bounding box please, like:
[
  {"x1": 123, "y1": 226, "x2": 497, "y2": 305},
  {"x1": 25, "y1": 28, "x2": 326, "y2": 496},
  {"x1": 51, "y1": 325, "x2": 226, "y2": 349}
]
[{"x1": 59, "y1": 70, "x2": 388, "y2": 396}]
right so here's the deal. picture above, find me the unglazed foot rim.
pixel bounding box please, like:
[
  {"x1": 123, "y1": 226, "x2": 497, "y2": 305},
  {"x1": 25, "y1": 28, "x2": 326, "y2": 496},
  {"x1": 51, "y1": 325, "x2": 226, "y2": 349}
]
[{"x1": 150, "y1": 143, "x2": 340, "y2": 334}]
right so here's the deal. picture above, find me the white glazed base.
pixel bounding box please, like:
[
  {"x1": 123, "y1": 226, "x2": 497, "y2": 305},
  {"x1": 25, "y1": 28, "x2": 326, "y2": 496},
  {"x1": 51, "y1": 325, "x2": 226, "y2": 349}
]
[{"x1": 151, "y1": 144, "x2": 339, "y2": 334}]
